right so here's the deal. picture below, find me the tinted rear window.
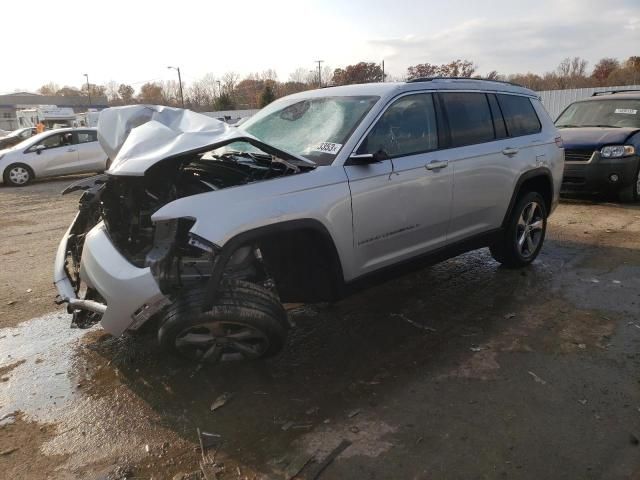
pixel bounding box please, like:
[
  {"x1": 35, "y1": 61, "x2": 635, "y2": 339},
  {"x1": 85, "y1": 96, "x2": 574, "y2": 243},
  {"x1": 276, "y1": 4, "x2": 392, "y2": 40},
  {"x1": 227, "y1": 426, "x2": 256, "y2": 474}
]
[
  {"x1": 441, "y1": 92, "x2": 495, "y2": 147},
  {"x1": 497, "y1": 94, "x2": 541, "y2": 136}
]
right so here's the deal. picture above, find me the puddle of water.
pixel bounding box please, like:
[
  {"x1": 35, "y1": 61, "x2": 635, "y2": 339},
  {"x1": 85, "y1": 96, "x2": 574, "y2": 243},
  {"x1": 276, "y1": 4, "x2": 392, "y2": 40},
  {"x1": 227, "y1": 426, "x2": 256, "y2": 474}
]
[{"x1": 0, "y1": 312, "x2": 87, "y2": 423}]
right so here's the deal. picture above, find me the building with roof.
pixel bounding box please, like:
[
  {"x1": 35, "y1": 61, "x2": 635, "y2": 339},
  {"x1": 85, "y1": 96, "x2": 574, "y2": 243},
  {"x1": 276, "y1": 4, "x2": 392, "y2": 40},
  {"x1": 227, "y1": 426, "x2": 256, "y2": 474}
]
[{"x1": 0, "y1": 92, "x2": 108, "y2": 130}]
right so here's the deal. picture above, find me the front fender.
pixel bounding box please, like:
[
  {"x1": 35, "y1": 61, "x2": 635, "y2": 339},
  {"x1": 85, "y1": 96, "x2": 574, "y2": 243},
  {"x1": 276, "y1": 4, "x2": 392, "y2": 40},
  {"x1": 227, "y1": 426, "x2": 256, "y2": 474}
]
[{"x1": 150, "y1": 166, "x2": 355, "y2": 279}]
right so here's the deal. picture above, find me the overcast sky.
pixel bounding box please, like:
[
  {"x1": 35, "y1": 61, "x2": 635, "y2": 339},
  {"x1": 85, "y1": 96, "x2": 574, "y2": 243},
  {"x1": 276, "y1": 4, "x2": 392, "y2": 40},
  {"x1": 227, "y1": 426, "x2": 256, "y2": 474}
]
[{"x1": 2, "y1": 0, "x2": 639, "y2": 93}]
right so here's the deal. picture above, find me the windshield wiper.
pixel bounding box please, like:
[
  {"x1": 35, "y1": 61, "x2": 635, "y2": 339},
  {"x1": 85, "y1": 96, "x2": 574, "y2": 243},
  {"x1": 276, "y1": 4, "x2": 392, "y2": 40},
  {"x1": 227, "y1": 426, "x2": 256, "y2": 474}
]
[
  {"x1": 556, "y1": 124, "x2": 579, "y2": 128},
  {"x1": 582, "y1": 124, "x2": 622, "y2": 128}
]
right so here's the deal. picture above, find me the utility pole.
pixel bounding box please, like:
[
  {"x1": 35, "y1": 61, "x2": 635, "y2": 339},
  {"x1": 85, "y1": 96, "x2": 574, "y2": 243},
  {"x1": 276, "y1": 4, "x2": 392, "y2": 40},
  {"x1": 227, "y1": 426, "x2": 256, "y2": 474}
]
[
  {"x1": 315, "y1": 60, "x2": 324, "y2": 88},
  {"x1": 167, "y1": 66, "x2": 185, "y2": 107},
  {"x1": 382, "y1": 60, "x2": 385, "y2": 82},
  {"x1": 83, "y1": 73, "x2": 91, "y2": 106}
]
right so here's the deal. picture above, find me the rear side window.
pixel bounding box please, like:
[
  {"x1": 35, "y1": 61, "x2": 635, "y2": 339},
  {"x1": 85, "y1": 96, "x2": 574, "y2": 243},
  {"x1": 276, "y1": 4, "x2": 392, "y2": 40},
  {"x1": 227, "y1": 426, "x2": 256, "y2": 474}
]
[
  {"x1": 358, "y1": 93, "x2": 438, "y2": 158},
  {"x1": 441, "y1": 92, "x2": 495, "y2": 147},
  {"x1": 76, "y1": 131, "x2": 97, "y2": 144},
  {"x1": 497, "y1": 94, "x2": 541, "y2": 136}
]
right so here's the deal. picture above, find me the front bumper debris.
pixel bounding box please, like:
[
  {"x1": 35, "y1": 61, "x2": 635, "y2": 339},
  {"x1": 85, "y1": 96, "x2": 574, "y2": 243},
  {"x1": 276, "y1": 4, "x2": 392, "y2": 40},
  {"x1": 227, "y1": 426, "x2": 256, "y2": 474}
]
[{"x1": 54, "y1": 219, "x2": 169, "y2": 336}]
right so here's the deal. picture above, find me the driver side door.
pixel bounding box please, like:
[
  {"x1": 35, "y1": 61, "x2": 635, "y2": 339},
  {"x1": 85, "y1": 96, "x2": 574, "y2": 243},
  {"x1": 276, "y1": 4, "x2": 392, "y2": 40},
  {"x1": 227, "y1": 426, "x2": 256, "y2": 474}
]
[
  {"x1": 25, "y1": 133, "x2": 78, "y2": 177},
  {"x1": 344, "y1": 92, "x2": 453, "y2": 277}
]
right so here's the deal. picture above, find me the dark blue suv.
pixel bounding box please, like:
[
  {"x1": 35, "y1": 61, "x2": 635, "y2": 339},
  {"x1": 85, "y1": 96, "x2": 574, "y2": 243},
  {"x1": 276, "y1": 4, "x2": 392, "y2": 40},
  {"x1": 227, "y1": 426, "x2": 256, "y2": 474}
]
[{"x1": 556, "y1": 90, "x2": 640, "y2": 202}]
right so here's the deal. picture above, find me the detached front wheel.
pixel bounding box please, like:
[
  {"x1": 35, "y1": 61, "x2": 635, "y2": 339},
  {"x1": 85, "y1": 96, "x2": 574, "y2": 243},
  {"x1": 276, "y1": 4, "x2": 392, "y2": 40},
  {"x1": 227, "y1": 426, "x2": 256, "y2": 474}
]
[
  {"x1": 158, "y1": 280, "x2": 289, "y2": 363},
  {"x1": 490, "y1": 191, "x2": 547, "y2": 268}
]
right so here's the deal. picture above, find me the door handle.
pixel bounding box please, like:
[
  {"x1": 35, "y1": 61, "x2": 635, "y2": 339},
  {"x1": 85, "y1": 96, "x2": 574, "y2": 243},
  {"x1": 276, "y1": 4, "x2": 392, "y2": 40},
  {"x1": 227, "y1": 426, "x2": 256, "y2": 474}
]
[
  {"x1": 502, "y1": 147, "x2": 519, "y2": 157},
  {"x1": 425, "y1": 160, "x2": 449, "y2": 170}
]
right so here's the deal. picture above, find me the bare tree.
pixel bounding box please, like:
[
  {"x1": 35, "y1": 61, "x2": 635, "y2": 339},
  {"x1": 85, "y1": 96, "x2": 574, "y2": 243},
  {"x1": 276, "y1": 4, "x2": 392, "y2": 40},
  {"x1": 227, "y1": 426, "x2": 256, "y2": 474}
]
[{"x1": 37, "y1": 82, "x2": 60, "y2": 95}]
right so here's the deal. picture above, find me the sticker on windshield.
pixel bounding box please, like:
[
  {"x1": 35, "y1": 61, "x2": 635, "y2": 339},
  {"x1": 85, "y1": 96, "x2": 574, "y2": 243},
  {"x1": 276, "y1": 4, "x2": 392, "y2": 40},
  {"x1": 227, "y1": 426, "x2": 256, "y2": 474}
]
[
  {"x1": 614, "y1": 108, "x2": 638, "y2": 115},
  {"x1": 312, "y1": 142, "x2": 342, "y2": 155}
]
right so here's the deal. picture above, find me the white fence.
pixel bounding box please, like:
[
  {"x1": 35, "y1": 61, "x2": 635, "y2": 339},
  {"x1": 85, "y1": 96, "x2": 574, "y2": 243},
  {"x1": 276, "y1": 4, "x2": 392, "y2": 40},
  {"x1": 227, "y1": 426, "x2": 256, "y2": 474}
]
[{"x1": 537, "y1": 85, "x2": 640, "y2": 120}]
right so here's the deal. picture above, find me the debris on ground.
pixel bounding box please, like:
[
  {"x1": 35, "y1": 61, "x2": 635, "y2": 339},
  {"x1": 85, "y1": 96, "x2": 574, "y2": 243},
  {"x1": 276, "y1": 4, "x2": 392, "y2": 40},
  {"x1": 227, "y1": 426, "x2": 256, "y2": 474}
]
[
  {"x1": 282, "y1": 421, "x2": 295, "y2": 431},
  {"x1": 309, "y1": 439, "x2": 352, "y2": 479},
  {"x1": 0, "y1": 447, "x2": 19, "y2": 456},
  {"x1": 26, "y1": 288, "x2": 32, "y2": 293},
  {"x1": 578, "y1": 399, "x2": 588, "y2": 405},
  {"x1": 347, "y1": 409, "x2": 361, "y2": 418},
  {"x1": 198, "y1": 429, "x2": 222, "y2": 449},
  {"x1": 306, "y1": 407, "x2": 319, "y2": 415},
  {"x1": 390, "y1": 313, "x2": 437, "y2": 332},
  {"x1": 528, "y1": 371, "x2": 548, "y2": 385},
  {"x1": 6, "y1": 300, "x2": 15, "y2": 306},
  {"x1": 470, "y1": 346, "x2": 483, "y2": 352},
  {"x1": 0, "y1": 411, "x2": 17, "y2": 422},
  {"x1": 210, "y1": 392, "x2": 232, "y2": 412},
  {"x1": 281, "y1": 452, "x2": 315, "y2": 479},
  {"x1": 504, "y1": 313, "x2": 516, "y2": 320}
]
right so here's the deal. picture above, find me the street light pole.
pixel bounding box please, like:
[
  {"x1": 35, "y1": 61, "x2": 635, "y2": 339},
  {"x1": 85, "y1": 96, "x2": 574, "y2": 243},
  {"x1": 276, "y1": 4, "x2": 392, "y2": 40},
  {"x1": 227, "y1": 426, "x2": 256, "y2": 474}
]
[
  {"x1": 83, "y1": 73, "x2": 91, "y2": 106},
  {"x1": 168, "y1": 66, "x2": 185, "y2": 107},
  {"x1": 314, "y1": 60, "x2": 323, "y2": 88}
]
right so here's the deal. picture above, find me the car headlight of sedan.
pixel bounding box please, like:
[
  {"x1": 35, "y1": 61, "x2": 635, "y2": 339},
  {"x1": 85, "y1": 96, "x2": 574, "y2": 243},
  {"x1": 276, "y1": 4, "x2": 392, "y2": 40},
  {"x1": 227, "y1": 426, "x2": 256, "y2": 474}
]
[{"x1": 600, "y1": 145, "x2": 636, "y2": 158}]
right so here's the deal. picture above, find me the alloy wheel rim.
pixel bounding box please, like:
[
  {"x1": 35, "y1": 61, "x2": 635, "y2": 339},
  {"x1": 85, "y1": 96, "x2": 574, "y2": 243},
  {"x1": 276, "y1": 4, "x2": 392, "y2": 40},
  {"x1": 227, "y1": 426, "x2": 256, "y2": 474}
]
[
  {"x1": 516, "y1": 201, "x2": 544, "y2": 258},
  {"x1": 9, "y1": 167, "x2": 29, "y2": 185},
  {"x1": 175, "y1": 321, "x2": 270, "y2": 363}
]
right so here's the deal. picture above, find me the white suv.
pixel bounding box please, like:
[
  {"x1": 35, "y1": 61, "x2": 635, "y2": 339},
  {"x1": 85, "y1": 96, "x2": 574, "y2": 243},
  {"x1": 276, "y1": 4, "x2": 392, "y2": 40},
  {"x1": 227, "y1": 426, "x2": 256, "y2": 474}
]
[{"x1": 54, "y1": 78, "x2": 564, "y2": 363}]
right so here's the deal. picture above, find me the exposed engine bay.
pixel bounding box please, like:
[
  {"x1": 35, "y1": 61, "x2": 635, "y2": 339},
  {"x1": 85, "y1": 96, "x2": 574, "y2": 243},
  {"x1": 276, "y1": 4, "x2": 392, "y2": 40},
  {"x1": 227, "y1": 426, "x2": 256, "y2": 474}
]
[{"x1": 62, "y1": 147, "x2": 313, "y2": 328}]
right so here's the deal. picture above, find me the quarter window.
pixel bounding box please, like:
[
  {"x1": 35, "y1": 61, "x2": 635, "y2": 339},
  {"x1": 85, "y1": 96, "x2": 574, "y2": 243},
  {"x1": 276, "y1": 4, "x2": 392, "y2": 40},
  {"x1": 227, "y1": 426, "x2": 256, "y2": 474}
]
[
  {"x1": 358, "y1": 93, "x2": 438, "y2": 158},
  {"x1": 441, "y1": 92, "x2": 495, "y2": 147},
  {"x1": 497, "y1": 94, "x2": 541, "y2": 136}
]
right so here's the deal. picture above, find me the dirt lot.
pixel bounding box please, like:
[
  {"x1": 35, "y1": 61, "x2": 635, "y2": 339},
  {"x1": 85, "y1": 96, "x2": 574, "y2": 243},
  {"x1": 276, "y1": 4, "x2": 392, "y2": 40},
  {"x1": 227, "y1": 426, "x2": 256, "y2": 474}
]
[{"x1": 1, "y1": 177, "x2": 639, "y2": 479}]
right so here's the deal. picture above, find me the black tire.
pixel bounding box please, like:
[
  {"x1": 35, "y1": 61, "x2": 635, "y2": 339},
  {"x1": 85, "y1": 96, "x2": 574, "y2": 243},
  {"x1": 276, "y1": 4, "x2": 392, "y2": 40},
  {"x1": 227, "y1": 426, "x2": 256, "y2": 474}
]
[
  {"x1": 158, "y1": 280, "x2": 289, "y2": 363},
  {"x1": 618, "y1": 166, "x2": 640, "y2": 203},
  {"x1": 490, "y1": 191, "x2": 548, "y2": 268},
  {"x1": 3, "y1": 163, "x2": 34, "y2": 187}
]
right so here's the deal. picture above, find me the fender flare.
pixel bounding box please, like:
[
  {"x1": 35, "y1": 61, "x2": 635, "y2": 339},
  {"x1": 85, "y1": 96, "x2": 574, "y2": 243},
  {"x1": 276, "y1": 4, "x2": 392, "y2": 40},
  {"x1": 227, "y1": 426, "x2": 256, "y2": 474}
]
[
  {"x1": 502, "y1": 167, "x2": 553, "y2": 228},
  {"x1": 201, "y1": 218, "x2": 344, "y2": 310}
]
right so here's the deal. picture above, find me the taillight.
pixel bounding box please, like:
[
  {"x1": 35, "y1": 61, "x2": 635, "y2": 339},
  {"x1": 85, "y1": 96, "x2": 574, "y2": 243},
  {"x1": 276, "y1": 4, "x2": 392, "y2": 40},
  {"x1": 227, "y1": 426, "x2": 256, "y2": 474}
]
[{"x1": 555, "y1": 136, "x2": 564, "y2": 148}]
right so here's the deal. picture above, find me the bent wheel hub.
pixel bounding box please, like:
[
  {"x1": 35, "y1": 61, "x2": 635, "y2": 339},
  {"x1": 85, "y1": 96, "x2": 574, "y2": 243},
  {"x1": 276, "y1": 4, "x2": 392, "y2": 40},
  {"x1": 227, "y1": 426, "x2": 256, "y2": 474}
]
[
  {"x1": 9, "y1": 167, "x2": 29, "y2": 185},
  {"x1": 175, "y1": 321, "x2": 270, "y2": 363},
  {"x1": 516, "y1": 201, "x2": 544, "y2": 258}
]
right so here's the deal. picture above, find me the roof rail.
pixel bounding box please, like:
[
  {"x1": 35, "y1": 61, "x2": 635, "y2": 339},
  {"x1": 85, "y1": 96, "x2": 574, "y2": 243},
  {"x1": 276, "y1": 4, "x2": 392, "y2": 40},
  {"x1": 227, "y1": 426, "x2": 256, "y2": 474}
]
[
  {"x1": 406, "y1": 76, "x2": 524, "y2": 88},
  {"x1": 592, "y1": 89, "x2": 640, "y2": 96}
]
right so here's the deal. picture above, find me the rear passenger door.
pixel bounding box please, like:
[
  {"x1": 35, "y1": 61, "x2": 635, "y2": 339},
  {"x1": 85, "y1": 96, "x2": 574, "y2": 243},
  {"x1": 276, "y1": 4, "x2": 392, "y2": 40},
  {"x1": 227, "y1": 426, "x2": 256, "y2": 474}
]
[
  {"x1": 441, "y1": 92, "x2": 541, "y2": 243},
  {"x1": 346, "y1": 92, "x2": 453, "y2": 275},
  {"x1": 73, "y1": 130, "x2": 106, "y2": 172}
]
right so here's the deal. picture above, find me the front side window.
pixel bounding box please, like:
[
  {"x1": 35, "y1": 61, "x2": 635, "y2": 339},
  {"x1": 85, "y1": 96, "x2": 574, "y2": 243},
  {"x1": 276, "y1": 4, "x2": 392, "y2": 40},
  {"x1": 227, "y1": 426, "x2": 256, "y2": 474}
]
[
  {"x1": 358, "y1": 93, "x2": 438, "y2": 158},
  {"x1": 556, "y1": 99, "x2": 640, "y2": 129},
  {"x1": 441, "y1": 92, "x2": 495, "y2": 147},
  {"x1": 32, "y1": 133, "x2": 72, "y2": 151},
  {"x1": 498, "y1": 94, "x2": 541, "y2": 136},
  {"x1": 239, "y1": 95, "x2": 379, "y2": 166}
]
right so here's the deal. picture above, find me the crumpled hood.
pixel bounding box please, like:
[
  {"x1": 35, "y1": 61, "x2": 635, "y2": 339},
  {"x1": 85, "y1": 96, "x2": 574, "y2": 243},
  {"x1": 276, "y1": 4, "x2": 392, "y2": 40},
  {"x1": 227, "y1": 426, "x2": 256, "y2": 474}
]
[
  {"x1": 559, "y1": 127, "x2": 640, "y2": 150},
  {"x1": 98, "y1": 105, "x2": 246, "y2": 176}
]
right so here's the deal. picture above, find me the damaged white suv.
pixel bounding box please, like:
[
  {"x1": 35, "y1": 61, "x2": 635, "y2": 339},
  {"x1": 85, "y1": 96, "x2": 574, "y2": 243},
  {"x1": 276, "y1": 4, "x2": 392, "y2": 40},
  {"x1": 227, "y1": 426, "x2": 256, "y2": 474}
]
[{"x1": 54, "y1": 78, "x2": 564, "y2": 363}]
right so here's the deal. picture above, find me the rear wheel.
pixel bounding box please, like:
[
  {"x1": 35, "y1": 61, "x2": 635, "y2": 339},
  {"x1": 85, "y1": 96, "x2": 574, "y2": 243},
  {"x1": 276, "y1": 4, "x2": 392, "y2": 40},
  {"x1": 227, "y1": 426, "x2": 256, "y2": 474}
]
[
  {"x1": 490, "y1": 191, "x2": 547, "y2": 268},
  {"x1": 3, "y1": 163, "x2": 33, "y2": 186},
  {"x1": 158, "y1": 280, "x2": 289, "y2": 363}
]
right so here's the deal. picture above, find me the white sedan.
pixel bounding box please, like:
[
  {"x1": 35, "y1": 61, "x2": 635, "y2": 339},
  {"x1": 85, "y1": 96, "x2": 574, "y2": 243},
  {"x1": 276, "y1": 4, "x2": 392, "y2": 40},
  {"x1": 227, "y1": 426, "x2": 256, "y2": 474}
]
[{"x1": 0, "y1": 128, "x2": 108, "y2": 186}]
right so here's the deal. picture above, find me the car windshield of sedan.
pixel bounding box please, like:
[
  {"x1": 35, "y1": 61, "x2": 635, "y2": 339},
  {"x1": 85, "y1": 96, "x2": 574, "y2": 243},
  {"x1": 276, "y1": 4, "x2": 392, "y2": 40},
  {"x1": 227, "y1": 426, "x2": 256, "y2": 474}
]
[
  {"x1": 236, "y1": 95, "x2": 379, "y2": 166},
  {"x1": 556, "y1": 99, "x2": 640, "y2": 128}
]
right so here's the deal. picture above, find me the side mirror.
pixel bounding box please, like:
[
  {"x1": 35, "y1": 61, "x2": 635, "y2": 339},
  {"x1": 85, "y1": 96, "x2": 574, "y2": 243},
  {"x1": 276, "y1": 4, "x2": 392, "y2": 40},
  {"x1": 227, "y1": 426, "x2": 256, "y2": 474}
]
[{"x1": 34, "y1": 145, "x2": 45, "y2": 155}]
